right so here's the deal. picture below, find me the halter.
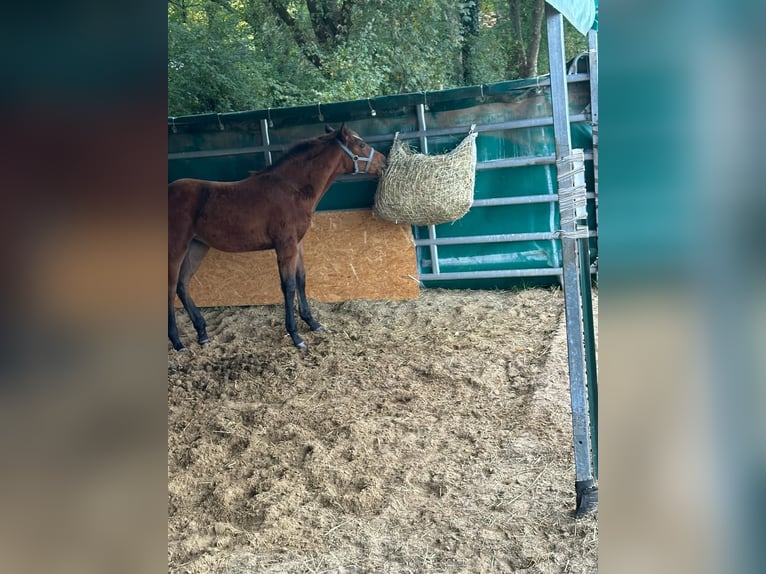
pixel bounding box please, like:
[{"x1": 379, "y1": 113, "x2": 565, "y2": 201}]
[{"x1": 337, "y1": 140, "x2": 376, "y2": 174}]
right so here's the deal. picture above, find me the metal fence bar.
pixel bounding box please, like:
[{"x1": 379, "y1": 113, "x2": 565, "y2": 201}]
[
  {"x1": 472, "y1": 195, "x2": 559, "y2": 206},
  {"x1": 585, "y1": 27, "x2": 599, "y2": 479},
  {"x1": 547, "y1": 4, "x2": 596, "y2": 516},
  {"x1": 168, "y1": 114, "x2": 592, "y2": 161},
  {"x1": 415, "y1": 232, "x2": 557, "y2": 246},
  {"x1": 588, "y1": 29, "x2": 599, "y2": 230},
  {"x1": 418, "y1": 268, "x2": 563, "y2": 281},
  {"x1": 260, "y1": 118, "x2": 272, "y2": 166},
  {"x1": 335, "y1": 154, "x2": 596, "y2": 182},
  {"x1": 414, "y1": 230, "x2": 598, "y2": 247},
  {"x1": 389, "y1": 113, "x2": 590, "y2": 144},
  {"x1": 475, "y1": 150, "x2": 593, "y2": 170},
  {"x1": 471, "y1": 192, "x2": 596, "y2": 207},
  {"x1": 169, "y1": 144, "x2": 592, "y2": 166},
  {"x1": 169, "y1": 145, "x2": 272, "y2": 161}
]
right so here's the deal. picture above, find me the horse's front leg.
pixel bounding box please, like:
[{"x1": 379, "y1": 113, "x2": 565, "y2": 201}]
[
  {"x1": 276, "y1": 243, "x2": 307, "y2": 349},
  {"x1": 177, "y1": 239, "x2": 211, "y2": 345},
  {"x1": 296, "y1": 242, "x2": 323, "y2": 333},
  {"x1": 168, "y1": 252, "x2": 186, "y2": 351}
]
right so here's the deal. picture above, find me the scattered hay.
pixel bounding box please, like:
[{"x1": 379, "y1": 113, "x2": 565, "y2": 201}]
[{"x1": 168, "y1": 288, "x2": 598, "y2": 573}]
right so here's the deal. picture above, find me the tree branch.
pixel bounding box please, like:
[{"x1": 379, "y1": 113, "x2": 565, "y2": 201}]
[{"x1": 267, "y1": 0, "x2": 324, "y2": 69}]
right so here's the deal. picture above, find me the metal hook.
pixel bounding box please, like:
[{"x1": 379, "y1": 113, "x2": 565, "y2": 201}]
[
  {"x1": 368, "y1": 98, "x2": 377, "y2": 117},
  {"x1": 170, "y1": 116, "x2": 177, "y2": 134},
  {"x1": 479, "y1": 84, "x2": 485, "y2": 103},
  {"x1": 217, "y1": 113, "x2": 224, "y2": 131},
  {"x1": 317, "y1": 102, "x2": 324, "y2": 122},
  {"x1": 422, "y1": 91, "x2": 429, "y2": 111},
  {"x1": 267, "y1": 108, "x2": 274, "y2": 128}
]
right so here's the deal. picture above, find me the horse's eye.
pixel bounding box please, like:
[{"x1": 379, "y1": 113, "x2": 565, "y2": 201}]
[{"x1": 360, "y1": 142, "x2": 367, "y2": 149}]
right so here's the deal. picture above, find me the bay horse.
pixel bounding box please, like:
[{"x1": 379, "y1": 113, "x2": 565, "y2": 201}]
[{"x1": 169, "y1": 124, "x2": 386, "y2": 350}]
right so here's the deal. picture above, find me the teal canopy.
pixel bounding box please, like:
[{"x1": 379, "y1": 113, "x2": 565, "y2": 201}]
[{"x1": 545, "y1": 0, "x2": 596, "y2": 35}]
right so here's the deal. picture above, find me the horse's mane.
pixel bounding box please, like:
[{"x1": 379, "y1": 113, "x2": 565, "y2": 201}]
[{"x1": 259, "y1": 132, "x2": 338, "y2": 174}]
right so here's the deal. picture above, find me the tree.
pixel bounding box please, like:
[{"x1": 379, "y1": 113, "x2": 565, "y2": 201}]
[
  {"x1": 168, "y1": 0, "x2": 589, "y2": 116},
  {"x1": 168, "y1": 0, "x2": 275, "y2": 114}
]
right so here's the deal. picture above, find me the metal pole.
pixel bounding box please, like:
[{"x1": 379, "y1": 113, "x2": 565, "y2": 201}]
[
  {"x1": 260, "y1": 118, "x2": 273, "y2": 166},
  {"x1": 583, "y1": 27, "x2": 599, "y2": 478},
  {"x1": 416, "y1": 103, "x2": 440, "y2": 275},
  {"x1": 588, "y1": 29, "x2": 599, "y2": 228},
  {"x1": 413, "y1": 230, "x2": 597, "y2": 247},
  {"x1": 418, "y1": 268, "x2": 563, "y2": 281},
  {"x1": 546, "y1": 4, "x2": 597, "y2": 516}
]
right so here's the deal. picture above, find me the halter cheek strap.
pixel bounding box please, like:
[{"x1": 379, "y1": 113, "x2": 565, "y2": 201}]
[{"x1": 338, "y1": 141, "x2": 376, "y2": 174}]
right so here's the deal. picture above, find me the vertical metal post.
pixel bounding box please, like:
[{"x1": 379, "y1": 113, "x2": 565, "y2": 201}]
[
  {"x1": 583, "y1": 27, "x2": 599, "y2": 478},
  {"x1": 588, "y1": 29, "x2": 599, "y2": 229},
  {"x1": 260, "y1": 118, "x2": 273, "y2": 166},
  {"x1": 417, "y1": 103, "x2": 440, "y2": 275},
  {"x1": 546, "y1": 4, "x2": 597, "y2": 515}
]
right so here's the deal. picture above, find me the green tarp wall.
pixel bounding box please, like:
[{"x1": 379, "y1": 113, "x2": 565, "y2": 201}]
[{"x1": 169, "y1": 70, "x2": 596, "y2": 289}]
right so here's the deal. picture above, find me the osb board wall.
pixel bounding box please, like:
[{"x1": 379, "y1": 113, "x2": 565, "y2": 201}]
[{"x1": 178, "y1": 209, "x2": 419, "y2": 307}]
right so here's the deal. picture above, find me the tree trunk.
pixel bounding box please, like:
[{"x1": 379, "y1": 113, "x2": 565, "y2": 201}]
[
  {"x1": 267, "y1": 0, "x2": 356, "y2": 71},
  {"x1": 509, "y1": 0, "x2": 528, "y2": 76},
  {"x1": 267, "y1": 0, "x2": 324, "y2": 69},
  {"x1": 460, "y1": 0, "x2": 480, "y2": 85},
  {"x1": 525, "y1": 0, "x2": 544, "y2": 77},
  {"x1": 507, "y1": 0, "x2": 545, "y2": 78}
]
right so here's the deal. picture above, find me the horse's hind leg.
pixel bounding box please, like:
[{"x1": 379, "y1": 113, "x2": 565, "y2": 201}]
[
  {"x1": 169, "y1": 251, "x2": 186, "y2": 351},
  {"x1": 176, "y1": 238, "x2": 211, "y2": 345},
  {"x1": 168, "y1": 296, "x2": 183, "y2": 350},
  {"x1": 276, "y1": 242, "x2": 306, "y2": 349},
  {"x1": 295, "y1": 242, "x2": 323, "y2": 332}
]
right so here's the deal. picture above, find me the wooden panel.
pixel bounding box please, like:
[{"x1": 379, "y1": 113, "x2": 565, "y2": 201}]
[{"x1": 178, "y1": 210, "x2": 419, "y2": 307}]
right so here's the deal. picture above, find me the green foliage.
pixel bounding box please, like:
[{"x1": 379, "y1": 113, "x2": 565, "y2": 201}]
[
  {"x1": 168, "y1": 5, "x2": 267, "y2": 113},
  {"x1": 168, "y1": 0, "x2": 591, "y2": 116}
]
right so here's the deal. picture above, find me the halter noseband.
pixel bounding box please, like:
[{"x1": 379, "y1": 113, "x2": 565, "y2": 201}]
[{"x1": 337, "y1": 140, "x2": 376, "y2": 174}]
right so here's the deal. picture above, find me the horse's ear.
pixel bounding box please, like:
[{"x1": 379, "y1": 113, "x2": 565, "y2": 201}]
[
  {"x1": 337, "y1": 123, "x2": 349, "y2": 142},
  {"x1": 324, "y1": 125, "x2": 334, "y2": 134}
]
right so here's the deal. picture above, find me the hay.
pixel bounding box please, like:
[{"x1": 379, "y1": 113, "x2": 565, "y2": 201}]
[
  {"x1": 168, "y1": 288, "x2": 599, "y2": 573},
  {"x1": 373, "y1": 129, "x2": 477, "y2": 226}
]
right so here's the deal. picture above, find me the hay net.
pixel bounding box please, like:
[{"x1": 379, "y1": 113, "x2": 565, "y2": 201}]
[{"x1": 374, "y1": 125, "x2": 477, "y2": 226}]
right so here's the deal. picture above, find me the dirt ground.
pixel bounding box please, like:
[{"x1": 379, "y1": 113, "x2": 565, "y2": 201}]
[{"x1": 168, "y1": 287, "x2": 598, "y2": 573}]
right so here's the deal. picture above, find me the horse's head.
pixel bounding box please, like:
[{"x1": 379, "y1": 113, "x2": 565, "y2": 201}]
[{"x1": 327, "y1": 124, "x2": 387, "y2": 175}]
